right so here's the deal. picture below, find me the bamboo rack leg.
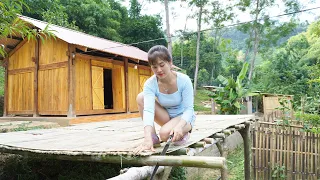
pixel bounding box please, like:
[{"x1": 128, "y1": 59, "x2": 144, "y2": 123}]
[
  {"x1": 239, "y1": 122, "x2": 251, "y2": 180},
  {"x1": 216, "y1": 142, "x2": 227, "y2": 180}
]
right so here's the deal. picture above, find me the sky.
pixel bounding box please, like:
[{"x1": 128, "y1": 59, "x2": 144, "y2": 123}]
[{"x1": 121, "y1": 0, "x2": 320, "y2": 35}]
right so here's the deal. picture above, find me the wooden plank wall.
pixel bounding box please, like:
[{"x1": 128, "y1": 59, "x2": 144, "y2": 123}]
[
  {"x1": 7, "y1": 40, "x2": 35, "y2": 114},
  {"x1": 38, "y1": 39, "x2": 68, "y2": 115},
  {"x1": 252, "y1": 122, "x2": 320, "y2": 180},
  {"x1": 263, "y1": 95, "x2": 293, "y2": 119}
]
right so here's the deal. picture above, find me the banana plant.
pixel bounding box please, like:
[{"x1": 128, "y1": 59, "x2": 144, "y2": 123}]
[{"x1": 211, "y1": 62, "x2": 257, "y2": 114}]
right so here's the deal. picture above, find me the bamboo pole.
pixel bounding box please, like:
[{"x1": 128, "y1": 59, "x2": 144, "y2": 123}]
[
  {"x1": 212, "y1": 133, "x2": 225, "y2": 139},
  {"x1": 202, "y1": 138, "x2": 216, "y2": 144},
  {"x1": 227, "y1": 128, "x2": 236, "y2": 133},
  {"x1": 216, "y1": 142, "x2": 227, "y2": 180},
  {"x1": 234, "y1": 124, "x2": 245, "y2": 130},
  {"x1": 169, "y1": 148, "x2": 188, "y2": 155},
  {"x1": 0, "y1": 147, "x2": 227, "y2": 169},
  {"x1": 189, "y1": 141, "x2": 206, "y2": 148},
  {"x1": 222, "y1": 129, "x2": 232, "y2": 135}
]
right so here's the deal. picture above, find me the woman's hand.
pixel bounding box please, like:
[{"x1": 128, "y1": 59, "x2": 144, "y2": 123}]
[
  {"x1": 133, "y1": 139, "x2": 155, "y2": 155},
  {"x1": 171, "y1": 125, "x2": 184, "y2": 142}
]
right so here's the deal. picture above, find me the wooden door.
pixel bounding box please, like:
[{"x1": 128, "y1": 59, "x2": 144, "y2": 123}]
[
  {"x1": 112, "y1": 64, "x2": 125, "y2": 111},
  {"x1": 92, "y1": 66, "x2": 104, "y2": 109},
  {"x1": 128, "y1": 66, "x2": 139, "y2": 112},
  {"x1": 139, "y1": 75, "x2": 150, "y2": 92}
]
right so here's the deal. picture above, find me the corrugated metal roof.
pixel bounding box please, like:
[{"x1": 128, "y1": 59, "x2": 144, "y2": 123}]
[{"x1": 19, "y1": 15, "x2": 148, "y2": 62}]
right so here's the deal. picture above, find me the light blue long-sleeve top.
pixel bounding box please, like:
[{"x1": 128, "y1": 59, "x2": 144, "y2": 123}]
[{"x1": 143, "y1": 72, "x2": 196, "y2": 127}]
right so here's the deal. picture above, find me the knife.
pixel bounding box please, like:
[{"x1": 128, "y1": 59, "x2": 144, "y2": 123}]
[{"x1": 149, "y1": 134, "x2": 173, "y2": 180}]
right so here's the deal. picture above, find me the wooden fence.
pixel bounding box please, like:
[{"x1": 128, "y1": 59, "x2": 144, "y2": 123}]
[{"x1": 252, "y1": 113, "x2": 320, "y2": 179}]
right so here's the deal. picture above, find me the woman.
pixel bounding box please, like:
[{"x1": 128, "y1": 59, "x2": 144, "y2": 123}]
[{"x1": 134, "y1": 45, "x2": 196, "y2": 154}]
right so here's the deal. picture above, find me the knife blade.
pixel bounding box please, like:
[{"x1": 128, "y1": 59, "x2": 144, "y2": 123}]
[{"x1": 149, "y1": 134, "x2": 173, "y2": 180}]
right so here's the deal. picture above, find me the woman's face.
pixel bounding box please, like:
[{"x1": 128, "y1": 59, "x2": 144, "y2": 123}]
[{"x1": 150, "y1": 58, "x2": 172, "y2": 79}]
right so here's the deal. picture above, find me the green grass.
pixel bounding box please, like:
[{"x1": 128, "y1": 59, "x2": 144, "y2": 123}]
[
  {"x1": 194, "y1": 88, "x2": 212, "y2": 112},
  {"x1": 227, "y1": 146, "x2": 245, "y2": 180}
]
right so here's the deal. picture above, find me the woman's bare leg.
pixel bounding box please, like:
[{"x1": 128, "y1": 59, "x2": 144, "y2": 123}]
[
  {"x1": 136, "y1": 92, "x2": 170, "y2": 135},
  {"x1": 158, "y1": 116, "x2": 192, "y2": 141}
]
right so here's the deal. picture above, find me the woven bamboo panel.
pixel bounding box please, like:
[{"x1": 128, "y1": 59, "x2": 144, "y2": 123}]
[{"x1": 252, "y1": 122, "x2": 320, "y2": 180}]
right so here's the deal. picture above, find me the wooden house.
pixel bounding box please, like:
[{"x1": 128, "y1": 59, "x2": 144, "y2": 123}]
[{"x1": 0, "y1": 15, "x2": 153, "y2": 119}]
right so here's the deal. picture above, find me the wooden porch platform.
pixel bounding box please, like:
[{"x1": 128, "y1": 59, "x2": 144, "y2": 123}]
[{"x1": 0, "y1": 115, "x2": 255, "y2": 157}]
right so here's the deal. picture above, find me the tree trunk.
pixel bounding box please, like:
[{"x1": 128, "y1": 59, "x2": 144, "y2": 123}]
[
  {"x1": 243, "y1": 27, "x2": 253, "y2": 62},
  {"x1": 248, "y1": 0, "x2": 260, "y2": 80},
  {"x1": 180, "y1": 41, "x2": 183, "y2": 67},
  {"x1": 193, "y1": 6, "x2": 203, "y2": 95},
  {"x1": 164, "y1": 0, "x2": 172, "y2": 54},
  {"x1": 180, "y1": 14, "x2": 189, "y2": 67}
]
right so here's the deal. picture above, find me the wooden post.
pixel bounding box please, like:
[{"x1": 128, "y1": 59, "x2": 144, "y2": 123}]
[
  {"x1": 211, "y1": 98, "x2": 216, "y2": 114},
  {"x1": 67, "y1": 44, "x2": 76, "y2": 117},
  {"x1": 216, "y1": 142, "x2": 227, "y2": 180},
  {"x1": 3, "y1": 58, "x2": 8, "y2": 117},
  {"x1": 239, "y1": 121, "x2": 251, "y2": 180},
  {"x1": 33, "y1": 38, "x2": 40, "y2": 117},
  {"x1": 124, "y1": 57, "x2": 129, "y2": 113}
]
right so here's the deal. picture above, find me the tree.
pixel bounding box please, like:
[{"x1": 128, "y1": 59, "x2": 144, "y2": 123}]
[
  {"x1": 23, "y1": 0, "x2": 79, "y2": 30},
  {"x1": 164, "y1": 0, "x2": 173, "y2": 54},
  {"x1": 0, "y1": 0, "x2": 54, "y2": 57},
  {"x1": 120, "y1": 0, "x2": 166, "y2": 51},
  {"x1": 188, "y1": 0, "x2": 209, "y2": 95},
  {"x1": 128, "y1": 0, "x2": 142, "y2": 19},
  {"x1": 120, "y1": 15, "x2": 167, "y2": 52},
  {"x1": 207, "y1": 1, "x2": 234, "y2": 82},
  {"x1": 23, "y1": 0, "x2": 125, "y2": 41},
  {"x1": 237, "y1": 0, "x2": 300, "y2": 80}
]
